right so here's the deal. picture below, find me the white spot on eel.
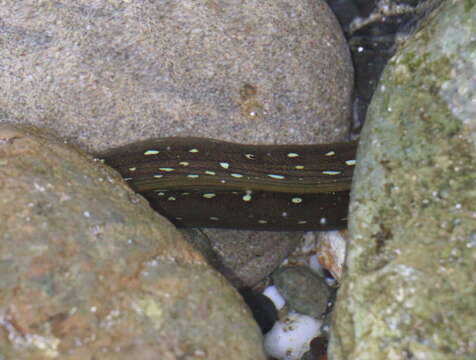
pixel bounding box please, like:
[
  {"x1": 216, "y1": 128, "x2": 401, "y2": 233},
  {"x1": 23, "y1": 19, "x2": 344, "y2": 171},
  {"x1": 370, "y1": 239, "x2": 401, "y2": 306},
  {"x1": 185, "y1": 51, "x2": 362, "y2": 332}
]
[
  {"x1": 291, "y1": 197, "x2": 303, "y2": 204},
  {"x1": 267, "y1": 174, "x2": 286, "y2": 180},
  {"x1": 144, "y1": 150, "x2": 160, "y2": 155},
  {"x1": 189, "y1": 148, "x2": 199, "y2": 153},
  {"x1": 325, "y1": 151, "x2": 336, "y2": 156},
  {"x1": 242, "y1": 191, "x2": 252, "y2": 202},
  {"x1": 159, "y1": 167, "x2": 175, "y2": 172},
  {"x1": 219, "y1": 162, "x2": 230, "y2": 169},
  {"x1": 203, "y1": 193, "x2": 216, "y2": 199},
  {"x1": 205, "y1": 170, "x2": 216, "y2": 176},
  {"x1": 187, "y1": 174, "x2": 200, "y2": 178},
  {"x1": 179, "y1": 161, "x2": 190, "y2": 166},
  {"x1": 245, "y1": 154, "x2": 256, "y2": 160},
  {"x1": 287, "y1": 152, "x2": 299, "y2": 158},
  {"x1": 231, "y1": 173, "x2": 244, "y2": 178},
  {"x1": 345, "y1": 159, "x2": 356, "y2": 166},
  {"x1": 322, "y1": 170, "x2": 342, "y2": 175}
]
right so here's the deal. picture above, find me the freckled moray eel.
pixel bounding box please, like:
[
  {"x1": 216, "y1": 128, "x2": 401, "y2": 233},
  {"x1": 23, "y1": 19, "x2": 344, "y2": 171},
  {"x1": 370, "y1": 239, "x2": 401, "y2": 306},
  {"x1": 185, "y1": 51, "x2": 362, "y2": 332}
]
[{"x1": 97, "y1": 137, "x2": 358, "y2": 231}]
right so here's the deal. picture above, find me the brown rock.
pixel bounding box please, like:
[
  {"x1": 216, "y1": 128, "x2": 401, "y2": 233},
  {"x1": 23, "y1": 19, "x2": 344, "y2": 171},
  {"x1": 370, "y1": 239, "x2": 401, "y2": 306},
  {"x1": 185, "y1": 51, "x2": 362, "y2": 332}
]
[{"x1": 0, "y1": 124, "x2": 265, "y2": 359}]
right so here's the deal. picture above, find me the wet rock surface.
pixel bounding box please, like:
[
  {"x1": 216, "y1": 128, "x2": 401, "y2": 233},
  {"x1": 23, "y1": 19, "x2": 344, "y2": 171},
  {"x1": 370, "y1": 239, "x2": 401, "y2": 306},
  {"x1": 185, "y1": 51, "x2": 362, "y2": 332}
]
[
  {"x1": 273, "y1": 267, "x2": 331, "y2": 321},
  {"x1": 0, "y1": 0, "x2": 352, "y2": 150},
  {"x1": 198, "y1": 229, "x2": 301, "y2": 289},
  {"x1": 329, "y1": 1, "x2": 476, "y2": 358},
  {"x1": 0, "y1": 124, "x2": 266, "y2": 359},
  {"x1": 183, "y1": 228, "x2": 298, "y2": 290}
]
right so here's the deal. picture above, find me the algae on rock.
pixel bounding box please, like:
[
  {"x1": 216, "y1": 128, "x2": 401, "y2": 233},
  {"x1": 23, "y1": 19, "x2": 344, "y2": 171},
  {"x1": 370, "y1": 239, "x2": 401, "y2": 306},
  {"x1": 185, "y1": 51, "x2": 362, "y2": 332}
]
[{"x1": 329, "y1": 1, "x2": 476, "y2": 359}]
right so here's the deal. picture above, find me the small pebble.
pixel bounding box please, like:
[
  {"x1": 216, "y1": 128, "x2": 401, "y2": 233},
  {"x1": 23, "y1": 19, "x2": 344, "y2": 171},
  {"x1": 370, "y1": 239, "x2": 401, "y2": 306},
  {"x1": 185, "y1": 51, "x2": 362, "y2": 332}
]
[
  {"x1": 272, "y1": 266, "x2": 331, "y2": 319},
  {"x1": 263, "y1": 285, "x2": 286, "y2": 311},
  {"x1": 264, "y1": 312, "x2": 322, "y2": 360}
]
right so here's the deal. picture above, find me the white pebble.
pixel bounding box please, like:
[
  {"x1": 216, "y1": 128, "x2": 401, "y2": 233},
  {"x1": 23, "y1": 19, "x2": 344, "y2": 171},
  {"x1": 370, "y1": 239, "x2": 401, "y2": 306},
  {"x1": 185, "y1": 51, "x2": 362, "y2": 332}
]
[
  {"x1": 264, "y1": 312, "x2": 321, "y2": 360},
  {"x1": 262, "y1": 285, "x2": 285, "y2": 310}
]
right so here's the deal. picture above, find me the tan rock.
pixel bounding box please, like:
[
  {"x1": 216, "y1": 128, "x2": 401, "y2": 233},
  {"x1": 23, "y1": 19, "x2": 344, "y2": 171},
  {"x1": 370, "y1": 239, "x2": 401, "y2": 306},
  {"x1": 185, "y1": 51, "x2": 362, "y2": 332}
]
[{"x1": 0, "y1": 124, "x2": 265, "y2": 359}]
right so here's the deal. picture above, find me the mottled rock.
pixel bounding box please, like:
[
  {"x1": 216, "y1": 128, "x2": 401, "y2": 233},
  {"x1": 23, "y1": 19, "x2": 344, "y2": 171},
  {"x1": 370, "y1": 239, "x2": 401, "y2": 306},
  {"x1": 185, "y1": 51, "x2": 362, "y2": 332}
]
[
  {"x1": 181, "y1": 228, "x2": 299, "y2": 289},
  {"x1": 201, "y1": 229, "x2": 301, "y2": 289},
  {"x1": 0, "y1": 124, "x2": 265, "y2": 359},
  {"x1": 330, "y1": 1, "x2": 476, "y2": 359},
  {"x1": 0, "y1": 0, "x2": 352, "y2": 150},
  {"x1": 273, "y1": 267, "x2": 331, "y2": 320}
]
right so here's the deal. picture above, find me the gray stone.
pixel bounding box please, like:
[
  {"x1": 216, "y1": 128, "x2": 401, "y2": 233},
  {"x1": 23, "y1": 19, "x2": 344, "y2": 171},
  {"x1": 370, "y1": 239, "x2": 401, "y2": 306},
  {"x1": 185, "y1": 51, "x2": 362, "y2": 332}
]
[
  {"x1": 181, "y1": 228, "x2": 297, "y2": 289},
  {"x1": 329, "y1": 1, "x2": 476, "y2": 359},
  {"x1": 273, "y1": 266, "x2": 331, "y2": 320},
  {"x1": 0, "y1": 124, "x2": 265, "y2": 359},
  {"x1": 201, "y1": 229, "x2": 301, "y2": 289},
  {"x1": 0, "y1": 0, "x2": 353, "y2": 151}
]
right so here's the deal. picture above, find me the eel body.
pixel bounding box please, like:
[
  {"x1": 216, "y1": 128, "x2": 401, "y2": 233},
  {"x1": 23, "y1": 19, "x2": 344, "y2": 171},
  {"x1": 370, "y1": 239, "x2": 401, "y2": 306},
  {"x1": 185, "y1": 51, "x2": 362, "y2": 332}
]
[{"x1": 97, "y1": 137, "x2": 357, "y2": 231}]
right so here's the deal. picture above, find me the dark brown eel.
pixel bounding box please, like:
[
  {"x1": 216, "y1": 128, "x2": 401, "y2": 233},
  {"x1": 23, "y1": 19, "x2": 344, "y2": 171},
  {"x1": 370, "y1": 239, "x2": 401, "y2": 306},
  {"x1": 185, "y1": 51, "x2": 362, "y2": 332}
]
[{"x1": 97, "y1": 137, "x2": 358, "y2": 231}]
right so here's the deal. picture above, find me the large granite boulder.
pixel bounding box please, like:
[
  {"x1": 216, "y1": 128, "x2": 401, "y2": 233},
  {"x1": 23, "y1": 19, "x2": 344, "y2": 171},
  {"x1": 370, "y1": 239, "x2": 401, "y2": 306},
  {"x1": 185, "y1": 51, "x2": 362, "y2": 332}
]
[
  {"x1": 0, "y1": 124, "x2": 265, "y2": 359},
  {"x1": 330, "y1": 1, "x2": 476, "y2": 359}
]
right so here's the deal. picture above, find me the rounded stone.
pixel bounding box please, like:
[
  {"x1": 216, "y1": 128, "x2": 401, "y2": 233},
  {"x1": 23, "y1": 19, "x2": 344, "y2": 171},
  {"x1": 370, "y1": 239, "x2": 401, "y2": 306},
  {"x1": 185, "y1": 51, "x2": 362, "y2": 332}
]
[
  {"x1": 272, "y1": 266, "x2": 331, "y2": 320},
  {"x1": 0, "y1": 123, "x2": 265, "y2": 359},
  {"x1": 0, "y1": 0, "x2": 352, "y2": 150}
]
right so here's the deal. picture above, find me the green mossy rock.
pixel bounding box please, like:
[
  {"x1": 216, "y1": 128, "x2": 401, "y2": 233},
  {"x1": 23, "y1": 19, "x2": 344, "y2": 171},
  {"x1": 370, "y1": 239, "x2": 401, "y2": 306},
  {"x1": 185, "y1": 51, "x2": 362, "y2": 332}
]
[{"x1": 330, "y1": 1, "x2": 476, "y2": 359}]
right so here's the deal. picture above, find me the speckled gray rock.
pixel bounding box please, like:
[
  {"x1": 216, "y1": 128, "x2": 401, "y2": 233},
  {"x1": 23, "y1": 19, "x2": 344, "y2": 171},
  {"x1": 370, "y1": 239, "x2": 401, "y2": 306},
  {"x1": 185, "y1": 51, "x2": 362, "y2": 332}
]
[
  {"x1": 200, "y1": 229, "x2": 301, "y2": 289},
  {"x1": 329, "y1": 1, "x2": 476, "y2": 359},
  {"x1": 273, "y1": 266, "x2": 331, "y2": 320},
  {"x1": 0, "y1": 124, "x2": 265, "y2": 360},
  {"x1": 0, "y1": 0, "x2": 353, "y2": 151}
]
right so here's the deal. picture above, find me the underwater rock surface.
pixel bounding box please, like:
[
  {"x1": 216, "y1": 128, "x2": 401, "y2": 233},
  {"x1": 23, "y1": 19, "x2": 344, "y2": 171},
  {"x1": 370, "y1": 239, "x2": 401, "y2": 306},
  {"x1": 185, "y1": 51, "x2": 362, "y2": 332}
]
[{"x1": 330, "y1": 1, "x2": 476, "y2": 359}]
